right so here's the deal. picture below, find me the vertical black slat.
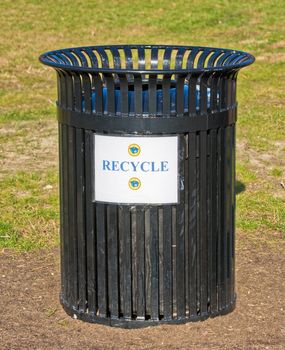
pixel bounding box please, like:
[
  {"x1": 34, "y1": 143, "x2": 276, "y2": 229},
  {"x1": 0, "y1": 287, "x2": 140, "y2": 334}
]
[
  {"x1": 58, "y1": 123, "x2": 67, "y2": 300},
  {"x1": 96, "y1": 203, "x2": 107, "y2": 317},
  {"x1": 158, "y1": 208, "x2": 164, "y2": 317},
  {"x1": 62, "y1": 124, "x2": 70, "y2": 302},
  {"x1": 188, "y1": 74, "x2": 198, "y2": 115},
  {"x1": 67, "y1": 126, "x2": 78, "y2": 308},
  {"x1": 199, "y1": 131, "x2": 208, "y2": 315},
  {"x1": 224, "y1": 127, "x2": 230, "y2": 308},
  {"x1": 176, "y1": 135, "x2": 185, "y2": 319},
  {"x1": 107, "y1": 205, "x2": 119, "y2": 318},
  {"x1": 145, "y1": 208, "x2": 151, "y2": 318},
  {"x1": 76, "y1": 128, "x2": 87, "y2": 312},
  {"x1": 226, "y1": 126, "x2": 233, "y2": 306},
  {"x1": 162, "y1": 74, "x2": 171, "y2": 116},
  {"x1": 82, "y1": 73, "x2": 92, "y2": 113},
  {"x1": 172, "y1": 206, "x2": 177, "y2": 318},
  {"x1": 134, "y1": 74, "x2": 143, "y2": 115},
  {"x1": 219, "y1": 127, "x2": 227, "y2": 310},
  {"x1": 199, "y1": 75, "x2": 208, "y2": 115},
  {"x1": 136, "y1": 208, "x2": 145, "y2": 320},
  {"x1": 137, "y1": 46, "x2": 145, "y2": 80},
  {"x1": 131, "y1": 210, "x2": 137, "y2": 316},
  {"x1": 93, "y1": 74, "x2": 103, "y2": 115},
  {"x1": 195, "y1": 132, "x2": 201, "y2": 315},
  {"x1": 232, "y1": 125, "x2": 236, "y2": 300},
  {"x1": 118, "y1": 74, "x2": 129, "y2": 116},
  {"x1": 163, "y1": 47, "x2": 172, "y2": 70},
  {"x1": 149, "y1": 74, "x2": 157, "y2": 116},
  {"x1": 188, "y1": 132, "x2": 197, "y2": 317},
  {"x1": 210, "y1": 129, "x2": 218, "y2": 312},
  {"x1": 85, "y1": 130, "x2": 96, "y2": 313},
  {"x1": 104, "y1": 73, "x2": 115, "y2": 115},
  {"x1": 220, "y1": 74, "x2": 227, "y2": 111},
  {"x1": 163, "y1": 206, "x2": 172, "y2": 319},
  {"x1": 119, "y1": 206, "x2": 132, "y2": 319},
  {"x1": 210, "y1": 73, "x2": 219, "y2": 112},
  {"x1": 176, "y1": 75, "x2": 186, "y2": 116},
  {"x1": 151, "y1": 47, "x2": 158, "y2": 69},
  {"x1": 57, "y1": 71, "x2": 67, "y2": 109},
  {"x1": 221, "y1": 127, "x2": 228, "y2": 308},
  {"x1": 184, "y1": 134, "x2": 189, "y2": 317},
  {"x1": 150, "y1": 207, "x2": 159, "y2": 320},
  {"x1": 138, "y1": 47, "x2": 145, "y2": 70},
  {"x1": 73, "y1": 74, "x2": 82, "y2": 112},
  {"x1": 217, "y1": 128, "x2": 222, "y2": 310},
  {"x1": 65, "y1": 72, "x2": 74, "y2": 110},
  {"x1": 206, "y1": 130, "x2": 212, "y2": 313}
]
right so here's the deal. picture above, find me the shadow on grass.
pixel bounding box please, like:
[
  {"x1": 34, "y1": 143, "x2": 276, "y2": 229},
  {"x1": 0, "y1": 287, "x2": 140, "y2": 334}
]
[{"x1": 236, "y1": 180, "x2": 246, "y2": 194}]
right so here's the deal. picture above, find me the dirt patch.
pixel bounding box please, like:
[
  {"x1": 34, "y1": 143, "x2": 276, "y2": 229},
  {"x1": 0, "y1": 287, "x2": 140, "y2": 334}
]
[
  {"x1": 1, "y1": 234, "x2": 284, "y2": 350},
  {"x1": 0, "y1": 120, "x2": 58, "y2": 179},
  {"x1": 269, "y1": 40, "x2": 285, "y2": 49},
  {"x1": 237, "y1": 139, "x2": 285, "y2": 198},
  {"x1": 256, "y1": 53, "x2": 285, "y2": 63}
]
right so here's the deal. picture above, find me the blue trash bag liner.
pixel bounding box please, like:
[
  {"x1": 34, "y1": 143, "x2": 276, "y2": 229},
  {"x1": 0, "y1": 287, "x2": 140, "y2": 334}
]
[{"x1": 82, "y1": 85, "x2": 215, "y2": 114}]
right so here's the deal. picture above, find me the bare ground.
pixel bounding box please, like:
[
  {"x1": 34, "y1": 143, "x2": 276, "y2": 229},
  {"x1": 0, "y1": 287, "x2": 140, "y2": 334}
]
[{"x1": 1, "y1": 235, "x2": 284, "y2": 350}]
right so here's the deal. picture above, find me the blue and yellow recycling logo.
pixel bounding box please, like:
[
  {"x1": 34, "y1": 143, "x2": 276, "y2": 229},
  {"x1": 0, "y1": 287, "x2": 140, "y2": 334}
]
[{"x1": 128, "y1": 143, "x2": 141, "y2": 157}]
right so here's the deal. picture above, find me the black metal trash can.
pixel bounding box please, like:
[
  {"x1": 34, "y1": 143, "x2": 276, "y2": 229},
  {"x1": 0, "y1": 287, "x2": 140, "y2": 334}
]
[{"x1": 39, "y1": 45, "x2": 254, "y2": 328}]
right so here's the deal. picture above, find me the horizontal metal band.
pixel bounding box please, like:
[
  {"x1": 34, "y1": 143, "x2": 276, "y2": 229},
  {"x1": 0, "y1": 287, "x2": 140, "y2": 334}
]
[{"x1": 57, "y1": 107, "x2": 237, "y2": 133}]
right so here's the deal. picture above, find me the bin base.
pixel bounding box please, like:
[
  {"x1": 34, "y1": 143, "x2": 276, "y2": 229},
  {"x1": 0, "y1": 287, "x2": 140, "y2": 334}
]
[{"x1": 60, "y1": 294, "x2": 236, "y2": 329}]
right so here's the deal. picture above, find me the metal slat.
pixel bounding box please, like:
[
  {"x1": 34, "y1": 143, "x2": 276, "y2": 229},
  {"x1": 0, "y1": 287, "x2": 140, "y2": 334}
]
[
  {"x1": 96, "y1": 203, "x2": 107, "y2": 317},
  {"x1": 104, "y1": 74, "x2": 115, "y2": 115},
  {"x1": 134, "y1": 75, "x2": 143, "y2": 115},
  {"x1": 84, "y1": 130, "x2": 96, "y2": 313},
  {"x1": 199, "y1": 131, "x2": 208, "y2": 315},
  {"x1": 176, "y1": 135, "x2": 185, "y2": 319},
  {"x1": 162, "y1": 74, "x2": 171, "y2": 116},
  {"x1": 58, "y1": 123, "x2": 66, "y2": 300},
  {"x1": 176, "y1": 75, "x2": 186, "y2": 116},
  {"x1": 210, "y1": 129, "x2": 218, "y2": 312},
  {"x1": 118, "y1": 206, "x2": 132, "y2": 319},
  {"x1": 163, "y1": 206, "x2": 172, "y2": 320},
  {"x1": 67, "y1": 126, "x2": 78, "y2": 308},
  {"x1": 136, "y1": 208, "x2": 145, "y2": 320},
  {"x1": 150, "y1": 208, "x2": 159, "y2": 320},
  {"x1": 188, "y1": 132, "x2": 197, "y2": 317},
  {"x1": 107, "y1": 205, "x2": 119, "y2": 318},
  {"x1": 75, "y1": 128, "x2": 87, "y2": 312},
  {"x1": 149, "y1": 75, "x2": 157, "y2": 116},
  {"x1": 118, "y1": 74, "x2": 129, "y2": 116}
]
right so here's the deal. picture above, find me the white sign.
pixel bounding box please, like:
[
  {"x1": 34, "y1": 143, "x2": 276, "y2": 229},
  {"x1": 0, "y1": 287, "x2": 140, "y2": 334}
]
[{"x1": 94, "y1": 134, "x2": 178, "y2": 204}]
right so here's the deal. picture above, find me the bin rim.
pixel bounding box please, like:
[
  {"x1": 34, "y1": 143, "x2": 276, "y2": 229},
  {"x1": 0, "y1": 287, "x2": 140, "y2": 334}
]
[{"x1": 39, "y1": 44, "x2": 255, "y2": 75}]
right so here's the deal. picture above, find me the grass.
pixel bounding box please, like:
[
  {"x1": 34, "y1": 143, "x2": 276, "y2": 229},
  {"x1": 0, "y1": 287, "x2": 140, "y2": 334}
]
[{"x1": 0, "y1": 0, "x2": 284, "y2": 250}]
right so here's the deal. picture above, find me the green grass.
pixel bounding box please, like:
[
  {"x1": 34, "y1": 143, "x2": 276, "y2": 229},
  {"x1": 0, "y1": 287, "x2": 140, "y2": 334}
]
[
  {"x1": 0, "y1": 171, "x2": 59, "y2": 250},
  {"x1": 0, "y1": 0, "x2": 284, "y2": 250}
]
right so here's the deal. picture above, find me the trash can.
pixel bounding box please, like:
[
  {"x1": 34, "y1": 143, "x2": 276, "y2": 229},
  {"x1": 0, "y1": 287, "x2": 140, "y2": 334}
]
[{"x1": 39, "y1": 45, "x2": 254, "y2": 328}]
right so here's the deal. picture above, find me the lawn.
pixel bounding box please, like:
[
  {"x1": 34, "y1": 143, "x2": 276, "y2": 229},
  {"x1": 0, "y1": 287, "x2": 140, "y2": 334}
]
[
  {"x1": 0, "y1": 0, "x2": 284, "y2": 251},
  {"x1": 1, "y1": 2, "x2": 285, "y2": 349}
]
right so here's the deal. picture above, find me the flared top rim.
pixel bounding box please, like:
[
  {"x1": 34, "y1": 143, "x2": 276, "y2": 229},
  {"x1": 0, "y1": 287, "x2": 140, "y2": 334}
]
[{"x1": 39, "y1": 44, "x2": 255, "y2": 75}]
